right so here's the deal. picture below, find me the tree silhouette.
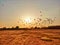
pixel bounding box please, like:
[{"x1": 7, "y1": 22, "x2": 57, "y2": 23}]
[
  {"x1": 15, "y1": 26, "x2": 19, "y2": 29},
  {"x1": 3, "y1": 27, "x2": 6, "y2": 30}
]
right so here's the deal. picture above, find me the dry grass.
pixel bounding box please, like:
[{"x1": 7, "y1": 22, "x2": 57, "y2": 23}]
[{"x1": 0, "y1": 29, "x2": 60, "y2": 45}]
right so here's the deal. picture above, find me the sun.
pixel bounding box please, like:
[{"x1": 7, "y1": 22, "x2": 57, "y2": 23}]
[{"x1": 24, "y1": 17, "x2": 32, "y2": 23}]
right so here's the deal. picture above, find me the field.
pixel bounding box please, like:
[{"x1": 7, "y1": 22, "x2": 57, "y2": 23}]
[{"x1": 0, "y1": 29, "x2": 60, "y2": 45}]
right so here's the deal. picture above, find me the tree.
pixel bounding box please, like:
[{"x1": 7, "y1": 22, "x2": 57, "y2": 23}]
[{"x1": 15, "y1": 26, "x2": 19, "y2": 29}]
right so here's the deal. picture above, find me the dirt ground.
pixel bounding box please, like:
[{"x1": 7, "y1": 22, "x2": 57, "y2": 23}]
[{"x1": 0, "y1": 29, "x2": 60, "y2": 45}]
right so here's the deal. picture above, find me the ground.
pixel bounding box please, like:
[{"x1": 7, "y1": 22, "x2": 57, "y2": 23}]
[{"x1": 0, "y1": 29, "x2": 60, "y2": 45}]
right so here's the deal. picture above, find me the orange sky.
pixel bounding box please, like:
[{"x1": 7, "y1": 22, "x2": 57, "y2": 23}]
[{"x1": 0, "y1": 0, "x2": 60, "y2": 28}]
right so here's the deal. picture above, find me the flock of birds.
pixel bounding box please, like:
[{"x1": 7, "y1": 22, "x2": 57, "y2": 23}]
[{"x1": 18, "y1": 11, "x2": 56, "y2": 28}]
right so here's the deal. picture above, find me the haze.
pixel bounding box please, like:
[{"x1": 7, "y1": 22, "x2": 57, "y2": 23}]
[{"x1": 0, "y1": 0, "x2": 60, "y2": 28}]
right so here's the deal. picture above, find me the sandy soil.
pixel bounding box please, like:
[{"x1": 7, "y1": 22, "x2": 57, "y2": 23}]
[{"x1": 0, "y1": 29, "x2": 60, "y2": 45}]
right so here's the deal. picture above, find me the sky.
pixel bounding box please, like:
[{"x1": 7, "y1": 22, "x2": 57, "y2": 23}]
[{"x1": 0, "y1": 0, "x2": 60, "y2": 28}]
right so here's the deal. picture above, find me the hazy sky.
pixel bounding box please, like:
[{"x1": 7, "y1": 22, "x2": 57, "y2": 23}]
[{"x1": 0, "y1": 0, "x2": 60, "y2": 28}]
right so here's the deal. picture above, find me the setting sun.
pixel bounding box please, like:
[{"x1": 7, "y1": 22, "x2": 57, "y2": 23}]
[{"x1": 24, "y1": 17, "x2": 32, "y2": 24}]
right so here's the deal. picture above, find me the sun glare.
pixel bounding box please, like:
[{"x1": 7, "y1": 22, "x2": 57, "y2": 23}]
[{"x1": 24, "y1": 17, "x2": 32, "y2": 23}]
